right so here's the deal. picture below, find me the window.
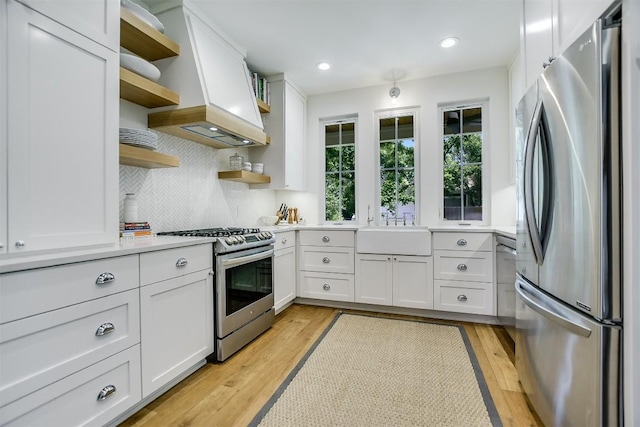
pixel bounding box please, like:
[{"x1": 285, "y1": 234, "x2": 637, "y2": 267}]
[
  {"x1": 324, "y1": 120, "x2": 356, "y2": 221},
  {"x1": 442, "y1": 105, "x2": 484, "y2": 221},
  {"x1": 378, "y1": 113, "x2": 416, "y2": 223}
]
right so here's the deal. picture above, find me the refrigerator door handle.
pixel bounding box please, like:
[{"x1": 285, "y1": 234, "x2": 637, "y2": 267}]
[
  {"x1": 524, "y1": 99, "x2": 544, "y2": 265},
  {"x1": 516, "y1": 280, "x2": 592, "y2": 338}
]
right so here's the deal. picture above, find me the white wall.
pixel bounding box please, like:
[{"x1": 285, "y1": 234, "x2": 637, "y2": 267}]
[{"x1": 300, "y1": 66, "x2": 515, "y2": 226}]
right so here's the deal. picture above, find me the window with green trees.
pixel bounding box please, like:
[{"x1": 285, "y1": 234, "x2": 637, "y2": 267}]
[
  {"x1": 325, "y1": 120, "x2": 356, "y2": 221},
  {"x1": 379, "y1": 114, "x2": 415, "y2": 222},
  {"x1": 442, "y1": 105, "x2": 483, "y2": 221}
]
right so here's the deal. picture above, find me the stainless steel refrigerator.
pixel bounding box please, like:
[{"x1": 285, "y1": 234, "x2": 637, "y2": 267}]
[{"x1": 515, "y1": 9, "x2": 622, "y2": 427}]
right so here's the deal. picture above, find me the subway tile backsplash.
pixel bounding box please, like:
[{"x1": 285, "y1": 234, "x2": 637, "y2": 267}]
[{"x1": 119, "y1": 132, "x2": 276, "y2": 231}]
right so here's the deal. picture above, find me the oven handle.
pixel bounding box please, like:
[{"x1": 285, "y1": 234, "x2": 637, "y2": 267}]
[{"x1": 221, "y1": 249, "x2": 274, "y2": 268}]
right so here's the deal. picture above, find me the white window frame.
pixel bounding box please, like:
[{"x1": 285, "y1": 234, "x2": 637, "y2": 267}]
[
  {"x1": 438, "y1": 100, "x2": 490, "y2": 225},
  {"x1": 374, "y1": 108, "x2": 420, "y2": 226}
]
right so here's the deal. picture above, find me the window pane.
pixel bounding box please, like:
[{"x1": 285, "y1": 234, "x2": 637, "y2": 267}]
[
  {"x1": 397, "y1": 139, "x2": 414, "y2": 168},
  {"x1": 325, "y1": 124, "x2": 340, "y2": 146},
  {"x1": 463, "y1": 164, "x2": 482, "y2": 221},
  {"x1": 463, "y1": 107, "x2": 482, "y2": 133},
  {"x1": 397, "y1": 169, "x2": 415, "y2": 220},
  {"x1": 379, "y1": 117, "x2": 396, "y2": 140},
  {"x1": 325, "y1": 146, "x2": 340, "y2": 172},
  {"x1": 380, "y1": 141, "x2": 395, "y2": 169},
  {"x1": 342, "y1": 145, "x2": 355, "y2": 171},
  {"x1": 380, "y1": 169, "x2": 397, "y2": 217},
  {"x1": 443, "y1": 135, "x2": 461, "y2": 166},
  {"x1": 397, "y1": 115, "x2": 414, "y2": 139},
  {"x1": 341, "y1": 172, "x2": 356, "y2": 220},
  {"x1": 443, "y1": 165, "x2": 462, "y2": 220},
  {"x1": 325, "y1": 173, "x2": 341, "y2": 221},
  {"x1": 462, "y1": 134, "x2": 482, "y2": 164},
  {"x1": 444, "y1": 110, "x2": 460, "y2": 135}
]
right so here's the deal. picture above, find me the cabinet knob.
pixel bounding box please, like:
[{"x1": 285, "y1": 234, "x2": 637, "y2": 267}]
[
  {"x1": 322, "y1": 284, "x2": 331, "y2": 291},
  {"x1": 322, "y1": 236, "x2": 330, "y2": 242},
  {"x1": 95, "y1": 272, "x2": 115, "y2": 285},
  {"x1": 15, "y1": 240, "x2": 26, "y2": 248},
  {"x1": 97, "y1": 385, "x2": 116, "y2": 401},
  {"x1": 176, "y1": 258, "x2": 188, "y2": 267},
  {"x1": 457, "y1": 263, "x2": 468, "y2": 271},
  {"x1": 282, "y1": 238, "x2": 287, "y2": 244},
  {"x1": 0, "y1": 242, "x2": 4, "y2": 248},
  {"x1": 457, "y1": 294, "x2": 468, "y2": 302},
  {"x1": 95, "y1": 323, "x2": 115, "y2": 336},
  {"x1": 322, "y1": 257, "x2": 330, "y2": 264},
  {"x1": 456, "y1": 239, "x2": 467, "y2": 246}
]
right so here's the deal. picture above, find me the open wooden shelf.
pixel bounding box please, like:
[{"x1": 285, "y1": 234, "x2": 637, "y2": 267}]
[
  {"x1": 120, "y1": 68, "x2": 180, "y2": 108},
  {"x1": 257, "y1": 98, "x2": 270, "y2": 114},
  {"x1": 120, "y1": 7, "x2": 179, "y2": 61},
  {"x1": 218, "y1": 170, "x2": 271, "y2": 184},
  {"x1": 119, "y1": 144, "x2": 180, "y2": 169}
]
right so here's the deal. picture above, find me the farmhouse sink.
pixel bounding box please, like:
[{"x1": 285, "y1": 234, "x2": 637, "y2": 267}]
[{"x1": 356, "y1": 226, "x2": 431, "y2": 256}]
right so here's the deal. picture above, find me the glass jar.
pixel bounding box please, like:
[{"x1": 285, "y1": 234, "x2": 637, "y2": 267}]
[{"x1": 229, "y1": 153, "x2": 244, "y2": 170}]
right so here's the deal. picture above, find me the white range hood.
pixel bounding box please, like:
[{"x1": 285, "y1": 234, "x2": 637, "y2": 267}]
[{"x1": 147, "y1": 0, "x2": 268, "y2": 148}]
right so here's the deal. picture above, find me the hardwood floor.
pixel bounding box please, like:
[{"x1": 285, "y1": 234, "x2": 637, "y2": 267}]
[{"x1": 119, "y1": 304, "x2": 543, "y2": 427}]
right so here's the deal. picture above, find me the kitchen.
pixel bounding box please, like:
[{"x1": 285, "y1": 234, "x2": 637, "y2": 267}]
[{"x1": 0, "y1": 0, "x2": 638, "y2": 426}]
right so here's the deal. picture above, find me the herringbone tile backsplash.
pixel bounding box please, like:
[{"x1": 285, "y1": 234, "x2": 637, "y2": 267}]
[{"x1": 119, "y1": 132, "x2": 276, "y2": 231}]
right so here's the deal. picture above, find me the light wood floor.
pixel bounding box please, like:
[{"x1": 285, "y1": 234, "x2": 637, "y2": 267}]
[{"x1": 120, "y1": 304, "x2": 543, "y2": 427}]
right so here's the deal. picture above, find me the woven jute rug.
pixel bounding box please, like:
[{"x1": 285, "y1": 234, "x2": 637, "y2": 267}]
[{"x1": 249, "y1": 312, "x2": 502, "y2": 427}]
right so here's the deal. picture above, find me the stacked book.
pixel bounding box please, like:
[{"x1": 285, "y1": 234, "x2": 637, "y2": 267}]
[
  {"x1": 250, "y1": 71, "x2": 270, "y2": 105},
  {"x1": 120, "y1": 222, "x2": 153, "y2": 239}
]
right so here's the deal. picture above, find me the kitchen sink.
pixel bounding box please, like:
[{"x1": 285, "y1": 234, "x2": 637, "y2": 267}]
[{"x1": 356, "y1": 226, "x2": 431, "y2": 256}]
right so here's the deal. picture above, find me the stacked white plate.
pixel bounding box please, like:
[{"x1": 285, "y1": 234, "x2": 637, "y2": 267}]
[{"x1": 119, "y1": 128, "x2": 158, "y2": 151}]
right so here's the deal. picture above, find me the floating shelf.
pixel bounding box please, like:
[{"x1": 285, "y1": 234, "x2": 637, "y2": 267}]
[
  {"x1": 218, "y1": 170, "x2": 271, "y2": 184},
  {"x1": 257, "y1": 98, "x2": 270, "y2": 114},
  {"x1": 120, "y1": 68, "x2": 180, "y2": 108},
  {"x1": 120, "y1": 7, "x2": 180, "y2": 61},
  {"x1": 119, "y1": 144, "x2": 180, "y2": 169}
]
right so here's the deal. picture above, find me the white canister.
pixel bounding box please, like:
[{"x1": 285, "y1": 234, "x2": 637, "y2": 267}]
[{"x1": 123, "y1": 193, "x2": 138, "y2": 223}]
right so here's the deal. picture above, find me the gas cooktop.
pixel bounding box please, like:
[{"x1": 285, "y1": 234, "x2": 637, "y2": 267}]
[
  {"x1": 157, "y1": 227, "x2": 275, "y2": 253},
  {"x1": 157, "y1": 227, "x2": 261, "y2": 238}
]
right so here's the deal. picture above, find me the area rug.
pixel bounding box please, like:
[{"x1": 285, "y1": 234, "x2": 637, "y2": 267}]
[{"x1": 249, "y1": 313, "x2": 502, "y2": 427}]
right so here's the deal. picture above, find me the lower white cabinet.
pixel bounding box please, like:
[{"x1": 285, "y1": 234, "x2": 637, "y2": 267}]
[
  {"x1": 274, "y1": 246, "x2": 296, "y2": 313},
  {"x1": 140, "y1": 269, "x2": 213, "y2": 397},
  {"x1": 434, "y1": 280, "x2": 494, "y2": 315},
  {"x1": 355, "y1": 254, "x2": 433, "y2": 309}
]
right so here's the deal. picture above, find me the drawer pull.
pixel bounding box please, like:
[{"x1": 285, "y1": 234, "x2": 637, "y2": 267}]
[
  {"x1": 457, "y1": 294, "x2": 468, "y2": 302},
  {"x1": 323, "y1": 284, "x2": 331, "y2": 291},
  {"x1": 97, "y1": 385, "x2": 116, "y2": 401},
  {"x1": 95, "y1": 323, "x2": 115, "y2": 336},
  {"x1": 15, "y1": 240, "x2": 26, "y2": 248},
  {"x1": 282, "y1": 238, "x2": 287, "y2": 244},
  {"x1": 322, "y1": 257, "x2": 331, "y2": 264},
  {"x1": 456, "y1": 239, "x2": 468, "y2": 246},
  {"x1": 95, "y1": 273, "x2": 115, "y2": 285},
  {"x1": 457, "y1": 263, "x2": 468, "y2": 271},
  {"x1": 322, "y1": 236, "x2": 330, "y2": 242},
  {"x1": 176, "y1": 258, "x2": 188, "y2": 267}
]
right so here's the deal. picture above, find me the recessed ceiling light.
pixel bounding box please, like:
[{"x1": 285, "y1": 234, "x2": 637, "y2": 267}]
[
  {"x1": 316, "y1": 62, "x2": 331, "y2": 71},
  {"x1": 439, "y1": 37, "x2": 459, "y2": 48}
]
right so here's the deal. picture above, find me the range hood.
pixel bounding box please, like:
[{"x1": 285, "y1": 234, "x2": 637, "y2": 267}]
[{"x1": 147, "y1": 0, "x2": 268, "y2": 148}]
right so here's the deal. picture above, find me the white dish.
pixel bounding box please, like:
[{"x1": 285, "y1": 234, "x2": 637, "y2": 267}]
[
  {"x1": 120, "y1": 53, "x2": 161, "y2": 81},
  {"x1": 121, "y1": 0, "x2": 165, "y2": 33}
]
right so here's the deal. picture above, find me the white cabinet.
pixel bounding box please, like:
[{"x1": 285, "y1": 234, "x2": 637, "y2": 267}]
[
  {"x1": 252, "y1": 74, "x2": 306, "y2": 190},
  {"x1": 274, "y1": 231, "x2": 296, "y2": 313},
  {"x1": 4, "y1": 0, "x2": 119, "y2": 254},
  {"x1": 355, "y1": 254, "x2": 433, "y2": 309},
  {"x1": 139, "y1": 244, "x2": 213, "y2": 398}
]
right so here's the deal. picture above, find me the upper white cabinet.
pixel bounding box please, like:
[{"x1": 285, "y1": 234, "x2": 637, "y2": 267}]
[
  {"x1": 251, "y1": 74, "x2": 306, "y2": 190},
  {"x1": 4, "y1": 0, "x2": 119, "y2": 254},
  {"x1": 523, "y1": 0, "x2": 616, "y2": 90}
]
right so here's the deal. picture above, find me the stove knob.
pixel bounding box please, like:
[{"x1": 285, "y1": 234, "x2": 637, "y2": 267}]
[
  {"x1": 238, "y1": 235, "x2": 246, "y2": 243},
  {"x1": 225, "y1": 237, "x2": 234, "y2": 245},
  {"x1": 264, "y1": 232, "x2": 272, "y2": 239}
]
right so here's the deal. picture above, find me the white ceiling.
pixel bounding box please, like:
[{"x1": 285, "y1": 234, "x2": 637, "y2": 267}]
[{"x1": 170, "y1": 0, "x2": 522, "y2": 96}]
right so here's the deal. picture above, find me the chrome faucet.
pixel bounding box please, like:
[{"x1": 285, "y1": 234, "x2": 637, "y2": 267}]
[{"x1": 402, "y1": 212, "x2": 407, "y2": 226}]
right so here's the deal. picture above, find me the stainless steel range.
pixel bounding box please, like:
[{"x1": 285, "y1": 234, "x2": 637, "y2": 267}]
[{"x1": 158, "y1": 228, "x2": 275, "y2": 361}]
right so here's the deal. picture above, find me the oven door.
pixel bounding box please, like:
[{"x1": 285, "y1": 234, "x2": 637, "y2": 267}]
[{"x1": 216, "y1": 245, "x2": 274, "y2": 338}]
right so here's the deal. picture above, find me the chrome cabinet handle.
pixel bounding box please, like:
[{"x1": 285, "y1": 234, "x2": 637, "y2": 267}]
[
  {"x1": 322, "y1": 284, "x2": 331, "y2": 291},
  {"x1": 282, "y1": 238, "x2": 287, "y2": 244},
  {"x1": 457, "y1": 295, "x2": 468, "y2": 302},
  {"x1": 457, "y1": 263, "x2": 468, "y2": 271},
  {"x1": 97, "y1": 385, "x2": 116, "y2": 401},
  {"x1": 322, "y1": 257, "x2": 330, "y2": 264},
  {"x1": 95, "y1": 273, "x2": 115, "y2": 285},
  {"x1": 322, "y1": 236, "x2": 330, "y2": 242},
  {"x1": 456, "y1": 239, "x2": 467, "y2": 246},
  {"x1": 176, "y1": 258, "x2": 188, "y2": 267},
  {"x1": 95, "y1": 323, "x2": 115, "y2": 336},
  {"x1": 15, "y1": 240, "x2": 26, "y2": 248}
]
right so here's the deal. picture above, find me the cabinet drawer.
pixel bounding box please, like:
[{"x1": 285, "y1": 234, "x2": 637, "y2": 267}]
[
  {"x1": 140, "y1": 244, "x2": 212, "y2": 286},
  {"x1": 298, "y1": 230, "x2": 354, "y2": 247},
  {"x1": 274, "y1": 231, "x2": 295, "y2": 251},
  {"x1": 0, "y1": 345, "x2": 141, "y2": 427},
  {"x1": 0, "y1": 289, "x2": 140, "y2": 407},
  {"x1": 432, "y1": 232, "x2": 492, "y2": 252},
  {"x1": 0, "y1": 255, "x2": 139, "y2": 324},
  {"x1": 434, "y1": 280, "x2": 494, "y2": 315},
  {"x1": 434, "y1": 250, "x2": 493, "y2": 283},
  {"x1": 299, "y1": 246, "x2": 354, "y2": 274},
  {"x1": 298, "y1": 271, "x2": 354, "y2": 302}
]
